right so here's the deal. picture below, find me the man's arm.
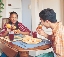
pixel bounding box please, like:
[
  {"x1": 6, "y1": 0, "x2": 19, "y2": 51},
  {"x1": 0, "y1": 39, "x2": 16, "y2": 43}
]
[
  {"x1": 36, "y1": 29, "x2": 52, "y2": 40},
  {"x1": 44, "y1": 33, "x2": 52, "y2": 40}
]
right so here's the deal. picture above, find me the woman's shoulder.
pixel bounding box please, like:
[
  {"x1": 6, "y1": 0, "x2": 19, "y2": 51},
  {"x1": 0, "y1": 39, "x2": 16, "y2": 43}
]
[{"x1": 18, "y1": 22, "x2": 23, "y2": 25}]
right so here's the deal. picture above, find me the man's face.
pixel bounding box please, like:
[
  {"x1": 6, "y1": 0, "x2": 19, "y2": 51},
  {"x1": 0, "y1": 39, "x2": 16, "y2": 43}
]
[{"x1": 40, "y1": 18, "x2": 50, "y2": 28}]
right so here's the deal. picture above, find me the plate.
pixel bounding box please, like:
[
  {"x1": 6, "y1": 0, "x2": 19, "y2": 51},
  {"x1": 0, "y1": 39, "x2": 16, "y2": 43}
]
[
  {"x1": 14, "y1": 34, "x2": 24, "y2": 39},
  {"x1": 14, "y1": 34, "x2": 20, "y2": 35},
  {"x1": 21, "y1": 37, "x2": 42, "y2": 44}
]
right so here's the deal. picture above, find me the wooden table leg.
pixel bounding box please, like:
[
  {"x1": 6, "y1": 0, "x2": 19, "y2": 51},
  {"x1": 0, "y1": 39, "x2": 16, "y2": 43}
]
[{"x1": 19, "y1": 51, "x2": 29, "y2": 57}]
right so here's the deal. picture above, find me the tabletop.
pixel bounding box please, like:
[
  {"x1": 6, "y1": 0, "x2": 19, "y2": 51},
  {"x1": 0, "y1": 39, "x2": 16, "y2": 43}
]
[{"x1": 0, "y1": 35, "x2": 52, "y2": 57}]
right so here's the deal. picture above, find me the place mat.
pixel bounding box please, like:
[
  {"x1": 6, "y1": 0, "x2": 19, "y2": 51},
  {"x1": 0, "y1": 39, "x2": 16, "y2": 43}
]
[
  {"x1": 14, "y1": 34, "x2": 24, "y2": 38},
  {"x1": 4, "y1": 34, "x2": 24, "y2": 42},
  {"x1": 12, "y1": 39, "x2": 51, "y2": 49}
]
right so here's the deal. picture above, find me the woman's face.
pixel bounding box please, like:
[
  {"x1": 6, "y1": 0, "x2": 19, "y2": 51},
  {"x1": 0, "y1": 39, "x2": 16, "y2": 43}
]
[{"x1": 10, "y1": 13, "x2": 18, "y2": 24}]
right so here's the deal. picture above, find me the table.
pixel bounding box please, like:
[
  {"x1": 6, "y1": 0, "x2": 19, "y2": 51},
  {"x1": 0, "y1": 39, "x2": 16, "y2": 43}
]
[{"x1": 0, "y1": 37, "x2": 51, "y2": 57}]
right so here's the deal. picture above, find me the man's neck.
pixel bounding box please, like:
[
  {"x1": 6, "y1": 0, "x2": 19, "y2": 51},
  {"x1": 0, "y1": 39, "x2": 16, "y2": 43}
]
[{"x1": 50, "y1": 22, "x2": 58, "y2": 30}]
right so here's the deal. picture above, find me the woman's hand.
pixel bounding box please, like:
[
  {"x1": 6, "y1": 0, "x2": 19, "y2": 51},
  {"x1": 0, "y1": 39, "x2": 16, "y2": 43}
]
[
  {"x1": 14, "y1": 29, "x2": 21, "y2": 34},
  {"x1": 7, "y1": 28, "x2": 11, "y2": 32},
  {"x1": 17, "y1": 29, "x2": 21, "y2": 34},
  {"x1": 11, "y1": 25, "x2": 16, "y2": 29}
]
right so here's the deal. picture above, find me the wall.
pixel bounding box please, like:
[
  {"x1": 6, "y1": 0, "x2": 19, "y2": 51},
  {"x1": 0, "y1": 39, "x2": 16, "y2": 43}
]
[
  {"x1": 31, "y1": 0, "x2": 61, "y2": 31},
  {"x1": 2, "y1": 0, "x2": 6, "y2": 18},
  {"x1": 60, "y1": 0, "x2": 64, "y2": 25},
  {"x1": 22, "y1": 0, "x2": 31, "y2": 30},
  {"x1": 40, "y1": 0, "x2": 61, "y2": 38},
  {"x1": 1, "y1": 0, "x2": 31, "y2": 31},
  {"x1": 0, "y1": 0, "x2": 63, "y2": 56},
  {"x1": 31, "y1": 0, "x2": 42, "y2": 31},
  {"x1": 42, "y1": 0, "x2": 61, "y2": 22},
  {"x1": 1, "y1": 0, "x2": 62, "y2": 30},
  {"x1": 30, "y1": 0, "x2": 62, "y2": 40},
  {"x1": 0, "y1": 0, "x2": 6, "y2": 28},
  {"x1": 30, "y1": 0, "x2": 61, "y2": 56},
  {"x1": 1, "y1": 0, "x2": 22, "y2": 28}
]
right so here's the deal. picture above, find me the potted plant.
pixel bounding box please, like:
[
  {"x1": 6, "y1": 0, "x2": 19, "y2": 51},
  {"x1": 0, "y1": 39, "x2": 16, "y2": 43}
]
[{"x1": 0, "y1": 0, "x2": 4, "y2": 18}]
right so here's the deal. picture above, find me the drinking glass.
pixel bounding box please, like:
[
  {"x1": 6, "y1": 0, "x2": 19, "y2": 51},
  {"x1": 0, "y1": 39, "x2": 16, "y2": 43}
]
[
  {"x1": 9, "y1": 31, "x2": 14, "y2": 41},
  {"x1": 32, "y1": 31, "x2": 37, "y2": 38}
]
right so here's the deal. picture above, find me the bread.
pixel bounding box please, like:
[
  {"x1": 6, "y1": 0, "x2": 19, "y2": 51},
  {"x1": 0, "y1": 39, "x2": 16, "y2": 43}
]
[
  {"x1": 14, "y1": 29, "x2": 19, "y2": 34},
  {"x1": 6, "y1": 24, "x2": 16, "y2": 30},
  {"x1": 22, "y1": 36, "x2": 42, "y2": 44},
  {"x1": 37, "y1": 25, "x2": 42, "y2": 29},
  {"x1": 14, "y1": 36, "x2": 21, "y2": 39},
  {"x1": 6, "y1": 24, "x2": 11, "y2": 29}
]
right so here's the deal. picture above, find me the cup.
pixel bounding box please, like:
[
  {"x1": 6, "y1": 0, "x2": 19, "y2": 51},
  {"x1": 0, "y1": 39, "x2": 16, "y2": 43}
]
[
  {"x1": 32, "y1": 31, "x2": 37, "y2": 38},
  {"x1": 9, "y1": 31, "x2": 14, "y2": 41}
]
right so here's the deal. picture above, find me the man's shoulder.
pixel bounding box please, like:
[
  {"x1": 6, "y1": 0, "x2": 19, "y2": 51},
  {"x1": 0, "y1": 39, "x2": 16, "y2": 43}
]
[
  {"x1": 58, "y1": 22, "x2": 63, "y2": 28},
  {"x1": 58, "y1": 22, "x2": 64, "y2": 32}
]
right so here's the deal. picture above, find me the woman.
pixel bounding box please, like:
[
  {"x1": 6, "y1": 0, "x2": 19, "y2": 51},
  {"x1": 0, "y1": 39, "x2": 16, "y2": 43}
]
[
  {"x1": 0, "y1": 12, "x2": 31, "y2": 57},
  {"x1": 0, "y1": 11, "x2": 31, "y2": 37}
]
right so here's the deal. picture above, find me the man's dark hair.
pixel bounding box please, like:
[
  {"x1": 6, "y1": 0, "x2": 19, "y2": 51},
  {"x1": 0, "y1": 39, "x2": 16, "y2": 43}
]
[{"x1": 39, "y1": 8, "x2": 57, "y2": 23}]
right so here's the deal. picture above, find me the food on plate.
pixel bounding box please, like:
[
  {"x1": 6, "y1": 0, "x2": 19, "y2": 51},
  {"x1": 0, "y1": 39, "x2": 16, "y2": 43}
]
[
  {"x1": 14, "y1": 29, "x2": 20, "y2": 34},
  {"x1": 21, "y1": 36, "x2": 42, "y2": 44},
  {"x1": 5, "y1": 35, "x2": 21, "y2": 39},
  {"x1": 14, "y1": 36, "x2": 21, "y2": 39},
  {"x1": 5, "y1": 36, "x2": 8, "y2": 39},
  {"x1": 6, "y1": 24, "x2": 16, "y2": 29},
  {"x1": 14, "y1": 30, "x2": 18, "y2": 33},
  {"x1": 12, "y1": 26, "x2": 16, "y2": 29},
  {"x1": 6, "y1": 24, "x2": 16, "y2": 30}
]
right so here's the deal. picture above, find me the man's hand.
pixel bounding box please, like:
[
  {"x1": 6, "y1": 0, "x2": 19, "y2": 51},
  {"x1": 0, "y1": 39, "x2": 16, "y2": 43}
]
[
  {"x1": 36, "y1": 28, "x2": 45, "y2": 36},
  {"x1": 36, "y1": 28, "x2": 48, "y2": 38}
]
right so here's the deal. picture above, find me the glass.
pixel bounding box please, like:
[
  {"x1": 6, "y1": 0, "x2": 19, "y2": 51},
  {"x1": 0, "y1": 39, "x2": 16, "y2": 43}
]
[
  {"x1": 9, "y1": 31, "x2": 14, "y2": 41},
  {"x1": 32, "y1": 31, "x2": 37, "y2": 38}
]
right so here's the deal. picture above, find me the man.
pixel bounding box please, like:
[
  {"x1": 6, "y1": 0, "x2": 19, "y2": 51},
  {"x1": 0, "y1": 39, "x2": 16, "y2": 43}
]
[{"x1": 36, "y1": 8, "x2": 64, "y2": 57}]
